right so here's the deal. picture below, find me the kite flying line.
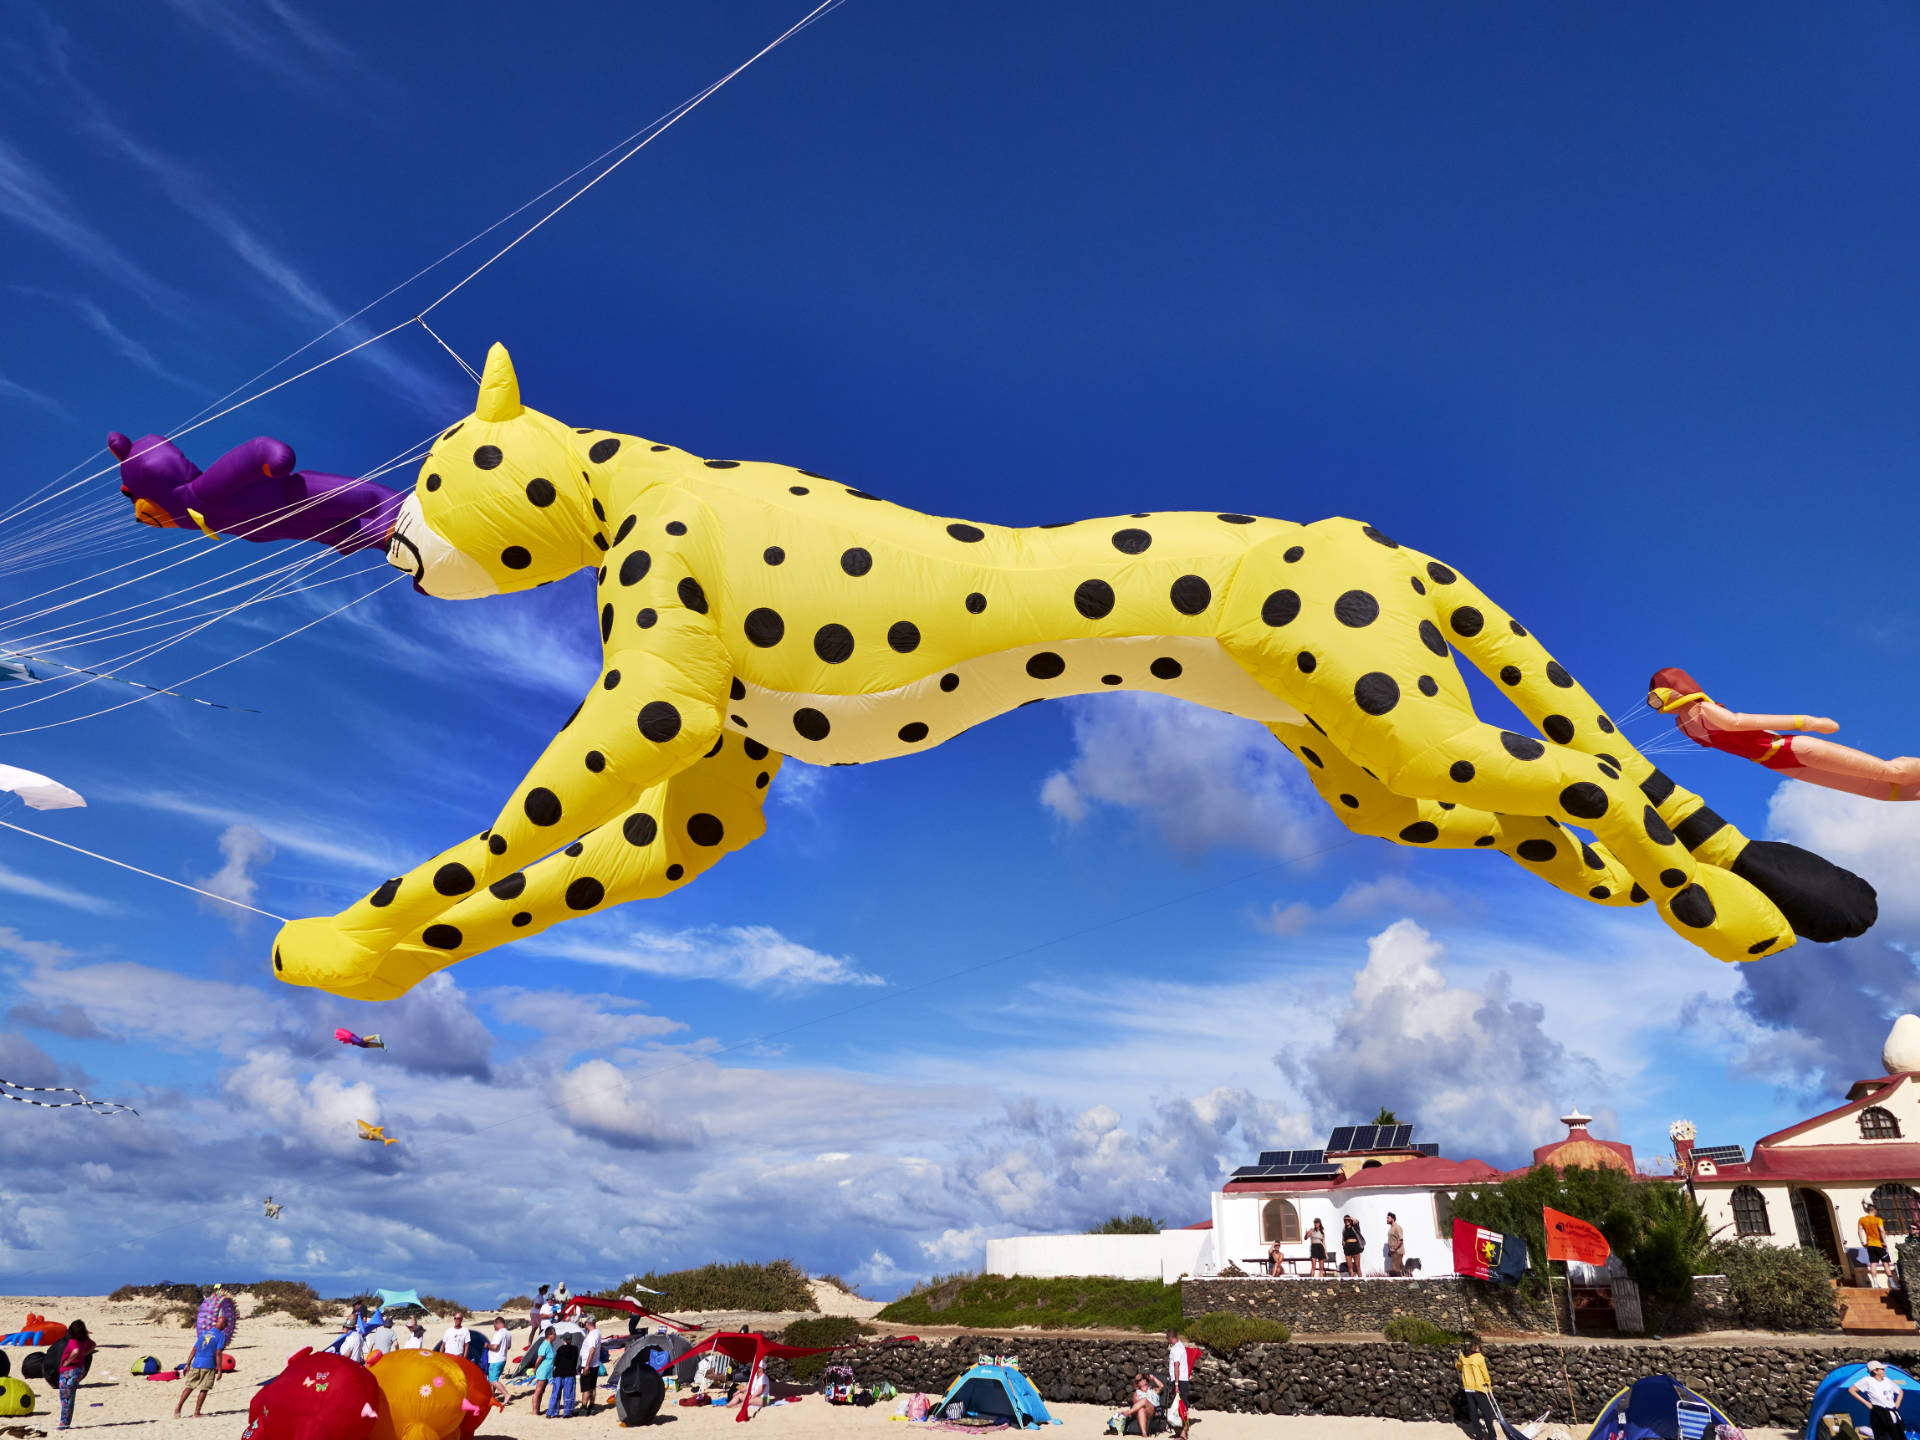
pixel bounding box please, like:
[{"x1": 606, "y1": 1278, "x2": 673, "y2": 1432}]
[{"x1": 0, "y1": 819, "x2": 289, "y2": 922}]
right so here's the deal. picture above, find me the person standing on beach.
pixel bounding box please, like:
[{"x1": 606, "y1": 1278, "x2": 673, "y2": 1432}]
[
  {"x1": 440, "y1": 1312, "x2": 472, "y2": 1358},
  {"x1": 54, "y1": 1320, "x2": 95, "y2": 1432},
  {"x1": 173, "y1": 1318, "x2": 227, "y2": 1421},
  {"x1": 1164, "y1": 1329, "x2": 1191, "y2": 1440},
  {"x1": 1848, "y1": 1359, "x2": 1905, "y2": 1440},
  {"x1": 576, "y1": 1318, "x2": 604, "y2": 1414},
  {"x1": 487, "y1": 1318, "x2": 512, "y2": 1387},
  {"x1": 528, "y1": 1324, "x2": 558, "y2": 1416},
  {"x1": 1455, "y1": 1340, "x2": 1498, "y2": 1440},
  {"x1": 1386, "y1": 1213, "x2": 1406, "y2": 1276},
  {"x1": 547, "y1": 1329, "x2": 581, "y2": 1418}
]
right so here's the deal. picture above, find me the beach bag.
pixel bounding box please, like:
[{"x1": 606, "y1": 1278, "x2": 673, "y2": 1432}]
[
  {"x1": 135, "y1": 1357, "x2": 158, "y2": 1376},
  {"x1": 908, "y1": 1392, "x2": 931, "y2": 1422},
  {"x1": 17, "y1": 1356, "x2": 42, "y2": 1384}
]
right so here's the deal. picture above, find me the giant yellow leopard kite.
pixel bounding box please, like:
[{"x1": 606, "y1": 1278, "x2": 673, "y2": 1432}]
[{"x1": 188, "y1": 345, "x2": 1870, "y2": 999}]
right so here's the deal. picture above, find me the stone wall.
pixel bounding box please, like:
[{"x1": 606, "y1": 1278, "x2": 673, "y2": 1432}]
[
  {"x1": 813, "y1": 1333, "x2": 1920, "y2": 1430},
  {"x1": 1181, "y1": 1275, "x2": 1559, "y2": 1335}
]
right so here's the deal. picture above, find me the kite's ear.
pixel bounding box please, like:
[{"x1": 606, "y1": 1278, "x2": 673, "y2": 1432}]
[
  {"x1": 107, "y1": 431, "x2": 133, "y2": 460},
  {"x1": 474, "y1": 344, "x2": 523, "y2": 423}
]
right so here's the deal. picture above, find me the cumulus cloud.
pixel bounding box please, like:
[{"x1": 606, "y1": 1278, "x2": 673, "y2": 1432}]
[
  {"x1": 0, "y1": 1030, "x2": 65, "y2": 1087},
  {"x1": 1281, "y1": 920, "x2": 1606, "y2": 1161},
  {"x1": 6, "y1": 1001, "x2": 106, "y2": 1039},
  {"x1": 556, "y1": 1059, "x2": 707, "y2": 1151},
  {"x1": 223, "y1": 1050, "x2": 383, "y2": 1154},
  {"x1": 1768, "y1": 784, "x2": 1920, "y2": 931},
  {"x1": 1040, "y1": 695, "x2": 1325, "y2": 858}
]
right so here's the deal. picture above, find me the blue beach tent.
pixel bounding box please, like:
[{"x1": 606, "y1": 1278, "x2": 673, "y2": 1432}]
[
  {"x1": 932, "y1": 1364, "x2": 1059, "y2": 1427},
  {"x1": 1585, "y1": 1375, "x2": 1737, "y2": 1440},
  {"x1": 1806, "y1": 1362, "x2": 1920, "y2": 1440}
]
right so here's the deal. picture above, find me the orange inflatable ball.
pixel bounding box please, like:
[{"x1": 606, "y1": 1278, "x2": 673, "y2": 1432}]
[
  {"x1": 444, "y1": 1355, "x2": 496, "y2": 1440},
  {"x1": 367, "y1": 1351, "x2": 481, "y2": 1440}
]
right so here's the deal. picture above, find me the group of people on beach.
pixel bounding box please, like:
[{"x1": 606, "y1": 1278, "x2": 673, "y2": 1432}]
[{"x1": 337, "y1": 1283, "x2": 608, "y2": 1418}]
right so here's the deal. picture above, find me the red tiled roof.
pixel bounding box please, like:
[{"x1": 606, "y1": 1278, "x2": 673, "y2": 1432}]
[{"x1": 1694, "y1": 1142, "x2": 1920, "y2": 1187}]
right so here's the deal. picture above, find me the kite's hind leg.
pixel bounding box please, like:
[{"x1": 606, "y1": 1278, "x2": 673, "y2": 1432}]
[
  {"x1": 383, "y1": 735, "x2": 783, "y2": 979},
  {"x1": 1414, "y1": 554, "x2": 1876, "y2": 945},
  {"x1": 1270, "y1": 719, "x2": 1642, "y2": 905}
]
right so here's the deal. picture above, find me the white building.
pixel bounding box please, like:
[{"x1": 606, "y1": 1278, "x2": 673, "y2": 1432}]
[{"x1": 1683, "y1": 1068, "x2": 1920, "y2": 1284}]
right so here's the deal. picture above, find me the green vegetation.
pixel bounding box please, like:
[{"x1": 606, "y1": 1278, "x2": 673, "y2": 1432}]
[
  {"x1": 110, "y1": 1282, "x2": 205, "y2": 1305},
  {"x1": 618, "y1": 1259, "x2": 815, "y2": 1313},
  {"x1": 877, "y1": 1274, "x2": 1182, "y2": 1332},
  {"x1": 1448, "y1": 1164, "x2": 1710, "y2": 1303},
  {"x1": 1705, "y1": 1240, "x2": 1841, "y2": 1332},
  {"x1": 1184, "y1": 1312, "x2": 1289, "y2": 1354},
  {"x1": 1381, "y1": 1316, "x2": 1468, "y2": 1347},
  {"x1": 1372, "y1": 1107, "x2": 1401, "y2": 1126},
  {"x1": 415, "y1": 1294, "x2": 469, "y2": 1318},
  {"x1": 1088, "y1": 1214, "x2": 1163, "y2": 1235},
  {"x1": 813, "y1": 1274, "x2": 866, "y2": 1299},
  {"x1": 778, "y1": 1316, "x2": 875, "y2": 1380},
  {"x1": 249, "y1": 1281, "x2": 327, "y2": 1326}
]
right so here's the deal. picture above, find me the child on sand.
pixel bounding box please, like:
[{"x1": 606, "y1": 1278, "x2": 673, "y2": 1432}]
[{"x1": 55, "y1": 1320, "x2": 95, "y2": 1431}]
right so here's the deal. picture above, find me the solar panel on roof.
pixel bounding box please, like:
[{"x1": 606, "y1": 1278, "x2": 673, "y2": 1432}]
[
  {"x1": 1351, "y1": 1125, "x2": 1381, "y2": 1152},
  {"x1": 1414, "y1": 1142, "x2": 1440, "y2": 1157},
  {"x1": 1386, "y1": 1124, "x2": 1413, "y2": 1150},
  {"x1": 1230, "y1": 1166, "x2": 1265, "y2": 1178},
  {"x1": 1693, "y1": 1144, "x2": 1745, "y2": 1166},
  {"x1": 1326, "y1": 1126, "x2": 1357, "y2": 1154}
]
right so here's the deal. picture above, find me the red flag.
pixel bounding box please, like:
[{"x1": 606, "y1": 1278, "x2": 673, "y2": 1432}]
[
  {"x1": 1451, "y1": 1217, "x2": 1502, "y2": 1280},
  {"x1": 1543, "y1": 1206, "x2": 1611, "y2": 1265}
]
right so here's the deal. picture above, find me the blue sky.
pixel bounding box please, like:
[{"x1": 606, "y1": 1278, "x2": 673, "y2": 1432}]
[{"x1": 3, "y1": 1, "x2": 1920, "y2": 1300}]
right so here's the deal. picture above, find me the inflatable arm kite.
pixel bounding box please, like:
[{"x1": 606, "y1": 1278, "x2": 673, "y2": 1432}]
[
  {"x1": 109, "y1": 431, "x2": 404, "y2": 555},
  {"x1": 1652, "y1": 667, "x2": 1920, "y2": 802},
  {"x1": 118, "y1": 345, "x2": 1877, "y2": 999}
]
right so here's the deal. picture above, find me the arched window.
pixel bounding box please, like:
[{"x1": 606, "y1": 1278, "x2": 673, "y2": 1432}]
[
  {"x1": 1860, "y1": 1106, "x2": 1902, "y2": 1140},
  {"x1": 1731, "y1": 1186, "x2": 1771, "y2": 1237},
  {"x1": 1262, "y1": 1198, "x2": 1301, "y2": 1244},
  {"x1": 1433, "y1": 1191, "x2": 1455, "y2": 1239},
  {"x1": 1872, "y1": 1184, "x2": 1920, "y2": 1236}
]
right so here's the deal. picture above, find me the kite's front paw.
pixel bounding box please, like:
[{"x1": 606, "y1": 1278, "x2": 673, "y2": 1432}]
[{"x1": 271, "y1": 917, "x2": 397, "y2": 999}]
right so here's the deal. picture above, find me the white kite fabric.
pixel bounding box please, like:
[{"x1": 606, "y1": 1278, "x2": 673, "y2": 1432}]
[
  {"x1": 0, "y1": 1078, "x2": 138, "y2": 1116},
  {"x1": 0, "y1": 764, "x2": 83, "y2": 811}
]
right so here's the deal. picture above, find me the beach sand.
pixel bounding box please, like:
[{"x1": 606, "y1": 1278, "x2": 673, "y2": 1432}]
[{"x1": 0, "y1": 1294, "x2": 1794, "y2": 1439}]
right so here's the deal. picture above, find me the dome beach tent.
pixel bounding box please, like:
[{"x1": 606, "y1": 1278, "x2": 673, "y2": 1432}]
[
  {"x1": 1584, "y1": 1375, "x2": 1737, "y2": 1440},
  {"x1": 1806, "y1": 1361, "x2": 1920, "y2": 1440},
  {"x1": 931, "y1": 1364, "x2": 1059, "y2": 1429}
]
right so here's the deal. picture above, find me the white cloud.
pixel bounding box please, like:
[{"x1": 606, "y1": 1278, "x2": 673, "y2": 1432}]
[
  {"x1": 114, "y1": 788, "x2": 396, "y2": 873},
  {"x1": 536, "y1": 922, "x2": 884, "y2": 990},
  {"x1": 1253, "y1": 874, "x2": 1461, "y2": 935},
  {"x1": 0, "y1": 861, "x2": 118, "y2": 914},
  {"x1": 196, "y1": 823, "x2": 274, "y2": 919},
  {"x1": 1040, "y1": 695, "x2": 1326, "y2": 858},
  {"x1": 223, "y1": 1049, "x2": 382, "y2": 1154},
  {"x1": 556, "y1": 1059, "x2": 706, "y2": 1152},
  {"x1": 1281, "y1": 919, "x2": 1608, "y2": 1159},
  {"x1": 0, "y1": 373, "x2": 69, "y2": 419}
]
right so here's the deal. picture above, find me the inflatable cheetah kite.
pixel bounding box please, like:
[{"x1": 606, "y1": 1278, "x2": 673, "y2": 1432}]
[{"x1": 114, "y1": 345, "x2": 1876, "y2": 999}]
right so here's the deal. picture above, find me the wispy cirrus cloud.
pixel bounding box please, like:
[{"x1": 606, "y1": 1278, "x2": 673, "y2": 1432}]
[
  {"x1": 11, "y1": 286, "x2": 204, "y2": 390},
  {"x1": 106, "y1": 787, "x2": 397, "y2": 874},
  {"x1": 157, "y1": 0, "x2": 357, "y2": 87},
  {"x1": 0, "y1": 139, "x2": 185, "y2": 313},
  {"x1": 0, "y1": 860, "x2": 118, "y2": 914},
  {"x1": 535, "y1": 921, "x2": 885, "y2": 990},
  {"x1": 0, "y1": 373, "x2": 69, "y2": 420}
]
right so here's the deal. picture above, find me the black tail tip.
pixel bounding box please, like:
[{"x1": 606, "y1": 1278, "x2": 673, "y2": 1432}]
[{"x1": 1731, "y1": 839, "x2": 1878, "y2": 943}]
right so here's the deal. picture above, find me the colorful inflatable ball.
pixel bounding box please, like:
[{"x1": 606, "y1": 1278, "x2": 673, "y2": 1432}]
[
  {"x1": 0, "y1": 1376, "x2": 36, "y2": 1417},
  {"x1": 367, "y1": 1350, "x2": 479, "y2": 1440},
  {"x1": 242, "y1": 1347, "x2": 382, "y2": 1440}
]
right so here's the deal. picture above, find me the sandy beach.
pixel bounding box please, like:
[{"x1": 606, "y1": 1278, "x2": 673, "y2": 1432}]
[{"x1": 0, "y1": 1293, "x2": 1800, "y2": 1440}]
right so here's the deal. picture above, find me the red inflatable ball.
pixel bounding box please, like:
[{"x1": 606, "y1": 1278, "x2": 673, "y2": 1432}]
[{"x1": 242, "y1": 1347, "x2": 382, "y2": 1440}]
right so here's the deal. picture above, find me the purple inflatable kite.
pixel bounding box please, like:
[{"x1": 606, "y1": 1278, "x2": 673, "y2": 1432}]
[{"x1": 109, "y1": 433, "x2": 403, "y2": 556}]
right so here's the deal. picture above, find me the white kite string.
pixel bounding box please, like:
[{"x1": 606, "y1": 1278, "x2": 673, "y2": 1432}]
[
  {"x1": 0, "y1": 820, "x2": 288, "y2": 922},
  {"x1": 0, "y1": 573, "x2": 404, "y2": 737},
  {"x1": 0, "y1": 0, "x2": 849, "y2": 531}
]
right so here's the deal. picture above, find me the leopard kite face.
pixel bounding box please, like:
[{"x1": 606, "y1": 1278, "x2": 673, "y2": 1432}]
[{"x1": 387, "y1": 345, "x2": 598, "y2": 599}]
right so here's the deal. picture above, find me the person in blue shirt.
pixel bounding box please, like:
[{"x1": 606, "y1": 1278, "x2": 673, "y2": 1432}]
[{"x1": 173, "y1": 1323, "x2": 229, "y2": 1419}]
